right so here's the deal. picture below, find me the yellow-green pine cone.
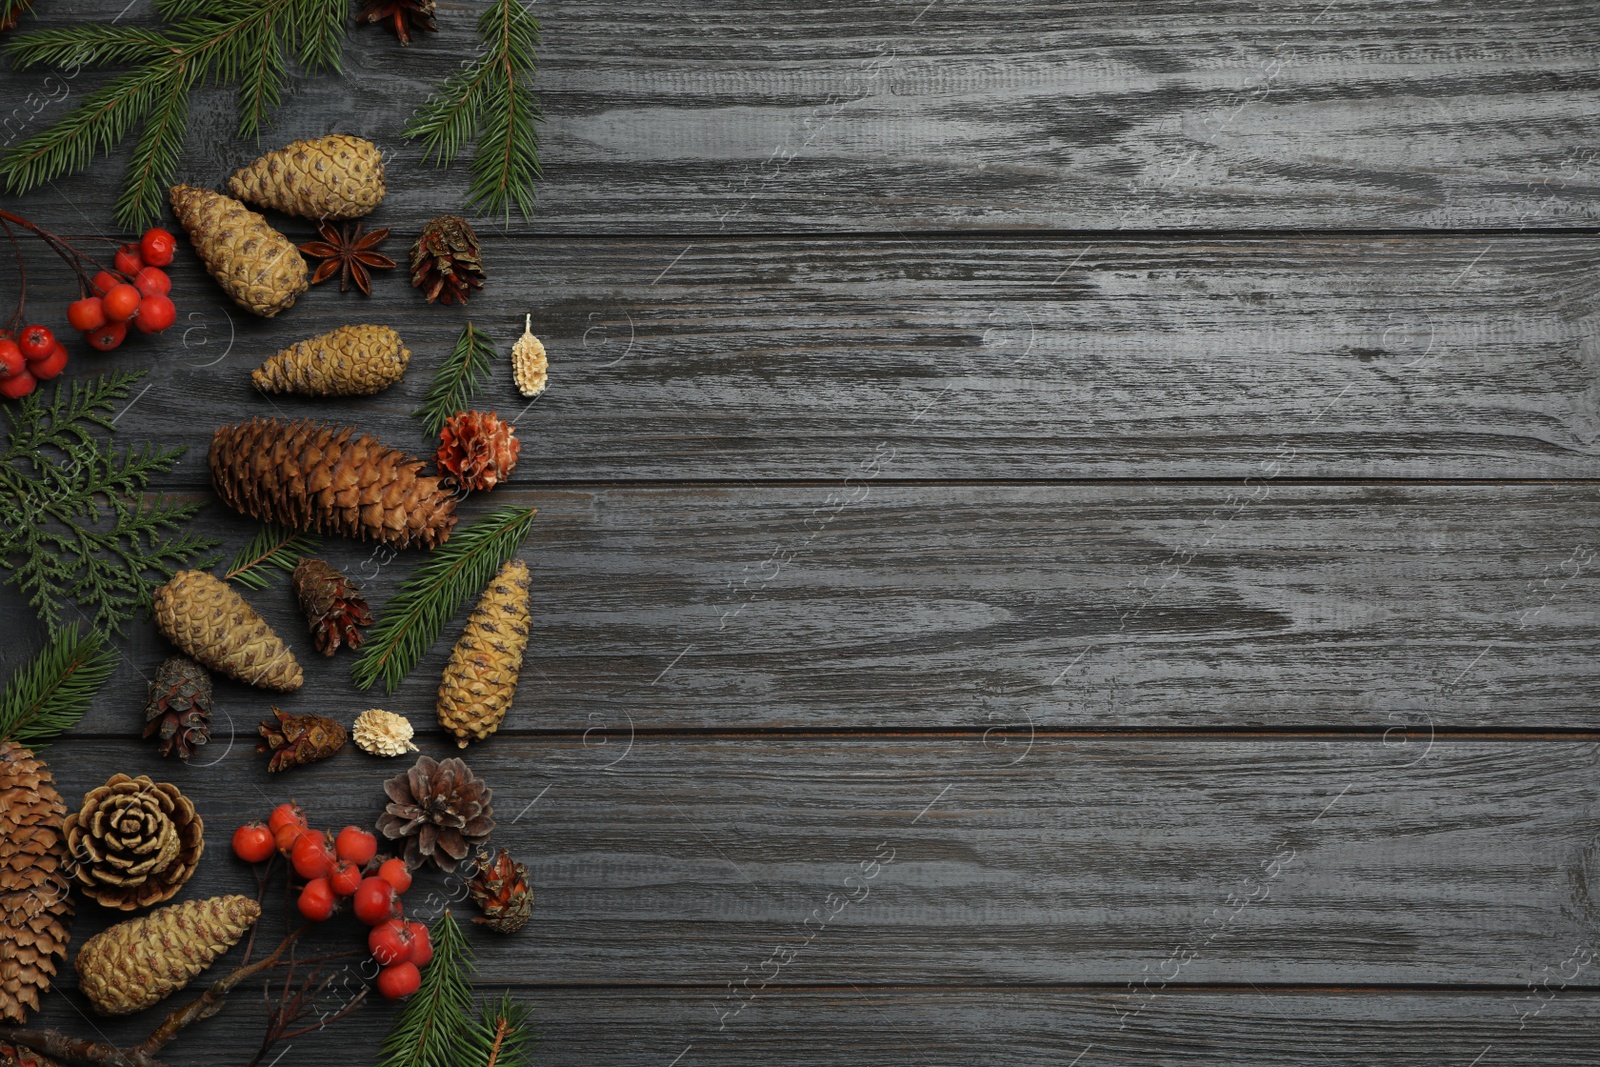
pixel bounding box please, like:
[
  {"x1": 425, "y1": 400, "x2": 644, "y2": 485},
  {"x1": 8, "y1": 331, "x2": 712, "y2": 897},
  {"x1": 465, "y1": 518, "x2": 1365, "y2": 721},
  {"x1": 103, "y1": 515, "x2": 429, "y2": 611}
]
[
  {"x1": 227, "y1": 135, "x2": 386, "y2": 220},
  {"x1": 437, "y1": 559, "x2": 530, "y2": 747},
  {"x1": 251, "y1": 325, "x2": 411, "y2": 397},
  {"x1": 74, "y1": 895, "x2": 260, "y2": 1016},
  {"x1": 152, "y1": 570, "x2": 303, "y2": 692},
  {"x1": 169, "y1": 185, "x2": 308, "y2": 318}
]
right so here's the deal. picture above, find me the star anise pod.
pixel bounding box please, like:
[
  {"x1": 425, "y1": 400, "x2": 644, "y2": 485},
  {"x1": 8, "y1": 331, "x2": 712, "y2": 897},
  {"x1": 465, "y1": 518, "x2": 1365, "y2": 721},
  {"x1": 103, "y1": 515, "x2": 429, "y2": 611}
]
[
  {"x1": 297, "y1": 220, "x2": 397, "y2": 296},
  {"x1": 359, "y1": 0, "x2": 437, "y2": 45}
]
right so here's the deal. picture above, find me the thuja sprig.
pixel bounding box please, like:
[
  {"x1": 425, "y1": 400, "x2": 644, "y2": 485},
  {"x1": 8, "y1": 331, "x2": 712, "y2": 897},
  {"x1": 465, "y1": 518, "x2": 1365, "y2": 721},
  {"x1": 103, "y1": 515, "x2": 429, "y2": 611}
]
[
  {"x1": 224, "y1": 522, "x2": 320, "y2": 590},
  {"x1": 414, "y1": 322, "x2": 497, "y2": 437},
  {"x1": 352, "y1": 507, "x2": 536, "y2": 693},
  {"x1": 1, "y1": 0, "x2": 347, "y2": 229},
  {"x1": 0, "y1": 626, "x2": 116, "y2": 748},
  {"x1": 403, "y1": 0, "x2": 542, "y2": 223}
]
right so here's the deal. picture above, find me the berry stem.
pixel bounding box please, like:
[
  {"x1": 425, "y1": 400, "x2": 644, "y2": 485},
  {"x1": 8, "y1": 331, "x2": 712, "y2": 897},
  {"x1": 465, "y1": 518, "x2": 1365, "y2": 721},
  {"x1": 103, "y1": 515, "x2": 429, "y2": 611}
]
[{"x1": 0, "y1": 207, "x2": 111, "y2": 297}]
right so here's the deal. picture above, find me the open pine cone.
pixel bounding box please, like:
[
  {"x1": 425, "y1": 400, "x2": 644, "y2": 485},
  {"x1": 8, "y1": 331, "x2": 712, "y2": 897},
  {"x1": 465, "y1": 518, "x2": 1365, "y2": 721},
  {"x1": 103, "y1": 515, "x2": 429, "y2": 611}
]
[
  {"x1": 141, "y1": 656, "x2": 213, "y2": 760},
  {"x1": 292, "y1": 558, "x2": 373, "y2": 656},
  {"x1": 436, "y1": 411, "x2": 520, "y2": 492},
  {"x1": 467, "y1": 847, "x2": 532, "y2": 934},
  {"x1": 376, "y1": 755, "x2": 495, "y2": 872},
  {"x1": 62, "y1": 774, "x2": 204, "y2": 911},
  {"x1": 409, "y1": 214, "x2": 484, "y2": 305}
]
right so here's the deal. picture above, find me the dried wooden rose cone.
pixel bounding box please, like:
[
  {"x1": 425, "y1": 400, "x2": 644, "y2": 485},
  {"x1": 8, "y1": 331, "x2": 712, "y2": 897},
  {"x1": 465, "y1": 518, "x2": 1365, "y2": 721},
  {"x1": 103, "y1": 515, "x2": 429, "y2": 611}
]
[
  {"x1": 511, "y1": 315, "x2": 547, "y2": 398},
  {"x1": 141, "y1": 655, "x2": 213, "y2": 760},
  {"x1": 74, "y1": 895, "x2": 260, "y2": 1016},
  {"x1": 257, "y1": 707, "x2": 348, "y2": 772},
  {"x1": 0, "y1": 742, "x2": 73, "y2": 1024},
  {"x1": 152, "y1": 570, "x2": 303, "y2": 691},
  {"x1": 252, "y1": 324, "x2": 411, "y2": 397},
  {"x1": 292, "y1": 558, "x2": 373, "y2": 655},
  {"x1": 228, "y1": 134, "x2": 387, "y2": 220},
  {"x1": 467, "y1": 847, "x2": 532, "y2": 934},
  {"x1": 353, "y1": 709, "x2": 417, "y2": 757},
  {"x1": 169, "y1": 184, "x2": 308, "y2": 318},
  {"x1": 62, "y1": 773, "x2": 205, "y2": 911},
  {"x1": 210, "y1": 417, "x2": 459, "y2": 549},
  {"x1": 437, "y1": 559, "x2": 530, "y2": 748},
  {"x1": 436, "y1": 411, "x2": 520, "y2": 492}
]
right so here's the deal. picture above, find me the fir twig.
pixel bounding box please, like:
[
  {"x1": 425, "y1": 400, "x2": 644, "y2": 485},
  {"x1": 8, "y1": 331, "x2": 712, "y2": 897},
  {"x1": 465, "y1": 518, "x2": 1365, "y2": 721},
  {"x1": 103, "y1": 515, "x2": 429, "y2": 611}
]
[
  {"x1": 403, "y1": 0, "x2": 542, "y2": 223},
  {"x1": 224, "y1": 523, "x2": 319, "y2": 590},
  {"x1": 377, "y1": 911, "x2": 475, "y2": 1067},
  {"x1": 463, "y1": 992, "x2": 537, "y2": 1067},
  {"x1": 352, "y1": 507, "x2": 536, "y2": 693},
  {"x1": 1, "y1": 0, "x2": 347, "y2": 230},
  {"x1": 0, "y1": 626, "x2": 116, "y2": 748},
  {"x1": 414, "y1": 321, "x2": 497, "y2": 437}
]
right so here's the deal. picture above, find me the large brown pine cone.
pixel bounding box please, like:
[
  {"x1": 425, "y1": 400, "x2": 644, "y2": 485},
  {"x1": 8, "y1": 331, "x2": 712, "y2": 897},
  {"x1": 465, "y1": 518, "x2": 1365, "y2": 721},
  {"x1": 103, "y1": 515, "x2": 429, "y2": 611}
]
[
  {"x1": 62, "y1": 774, "x2": 204, "y2": 911},
  {"x1": 0, "y1": 742, "x2": 73, "y2": 1024},
  {"x1": 376, "y1": 755, "x2": 495, "y2": 872},
  {"x1": 75, "y1": 895, "x2": 259, "y2": 1015}
]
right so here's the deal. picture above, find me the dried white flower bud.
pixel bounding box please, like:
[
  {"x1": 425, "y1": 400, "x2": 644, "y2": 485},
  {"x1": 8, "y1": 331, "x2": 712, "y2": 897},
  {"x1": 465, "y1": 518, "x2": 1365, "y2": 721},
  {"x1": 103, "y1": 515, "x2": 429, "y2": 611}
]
[
  {"x1": 512, "y1": 314, "x2": 546, "y2": 399},
  {"x1": 352, "y1": 709, "x2": 418, "y2": 757}
]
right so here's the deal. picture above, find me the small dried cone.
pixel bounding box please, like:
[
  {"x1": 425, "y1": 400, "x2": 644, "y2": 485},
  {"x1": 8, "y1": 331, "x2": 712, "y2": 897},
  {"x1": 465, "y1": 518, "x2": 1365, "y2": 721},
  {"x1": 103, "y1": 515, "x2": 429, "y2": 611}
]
[
  {"x1": 228, "y1": 135, "x2": 387, "y2": 220},
  {"x1": 169, "y1": 184, "x2": 308, "y2": 318},
  {"x1": 466, "y1": 848, "x2": 532, "y2": 934},
  {"x1": 435, "y1": 411, "x2": 520, "y2": 492},
  {"x1": 437, "y1": 559, "x2": 530, "y2": 748},
  {"x1": 252, "y1": 325, "x2": 411, "y2": 397},
  {"x1": 62, "y1": 773, "x2": 205, "y2": 911},
  {"x1": 376, "y1": 754, "x2": 496, "y2": 871},
  {"x1": 74, "y1": 895, "x2": 260, "y2": 1016},
  {"x1": 511, "y1": 315, "x2": 547, "y2": 398},
  {"x1": 292, "y1": 558, "x2": 373, "y2": 656},
  {"x1": 140, "y1": 655, "x2": 213, "y2": 760},
  {"x1": 210, "y1": 418, "x2": 459, "y2": 550},
  {"x1": 410, "y1": 214, "x2": 485, "y2": 305},
  {"x1": 152, "y1": 570, "x2": 303, "y2": 691},
  {"x1": 0, "y1": 742, "x2": 73, "y2": 1024},
  {"x1": 353, "y1": 709, "x2": 417, "y2": 757},
  {"x1": 257, "y1": 707, "x2": 348, "y2": 772}
]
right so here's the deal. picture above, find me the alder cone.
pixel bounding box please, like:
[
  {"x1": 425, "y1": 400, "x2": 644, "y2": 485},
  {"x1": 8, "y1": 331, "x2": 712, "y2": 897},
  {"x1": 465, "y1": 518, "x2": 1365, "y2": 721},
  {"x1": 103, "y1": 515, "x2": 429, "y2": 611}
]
[
  {"x1": 228, "y1": 134, "x2": 386, "y2": 220},
  {"x1": 169, "y1": 184, "x2": 307, "y2": 317},
  {"x1": 0, "y1": 742, "x2": 73, "y2": 1024},
  {"x1": 252, "y1": 324, "x2": 411, "y2": 397},
  {"x1": 210, "y1": 417, "x2": 459, "y2": 549},
  {"x1": 152, "y1": 570, "x2": 303, "y2": 691},
  {"x1": 74, "y1": 895, "x2": 260, "y2": 1016},
  {"x1": 62, "y1": 773, "x2": 204, "y2": 911},
  {"x1": 437, "y1": 559, "x2": 530, "y2": 747}
]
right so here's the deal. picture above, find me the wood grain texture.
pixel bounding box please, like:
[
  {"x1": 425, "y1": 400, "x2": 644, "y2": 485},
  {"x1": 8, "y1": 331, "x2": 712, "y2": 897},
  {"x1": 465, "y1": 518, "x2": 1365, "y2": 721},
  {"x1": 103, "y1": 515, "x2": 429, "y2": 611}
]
[
  {"x1": 8, "y1": 483, "x2": 1595, "y2": 733},
  {"x1": 10, "y1": 235, "x2": 1600, "y2": 482},
  {"x1": 7, "y1": 0, "x2": 1600, "y2": 232}
]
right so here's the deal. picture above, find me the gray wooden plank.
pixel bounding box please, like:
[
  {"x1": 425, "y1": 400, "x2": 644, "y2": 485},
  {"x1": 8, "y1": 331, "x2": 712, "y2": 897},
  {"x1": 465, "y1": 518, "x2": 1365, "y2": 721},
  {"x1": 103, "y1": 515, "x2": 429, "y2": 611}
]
[
  {"x1": 10, "y1": 236, "x2": 1600, "y2": 482},
  {"x1": 5, "y1": 1, "x2": 1599, "y2": 233},
  {"x1": 29, "y1": 737, "x2": 1600, "y2": 993},
  {"x1": 23, "y1": 986, "x2": 1600, "y2": 1067}
]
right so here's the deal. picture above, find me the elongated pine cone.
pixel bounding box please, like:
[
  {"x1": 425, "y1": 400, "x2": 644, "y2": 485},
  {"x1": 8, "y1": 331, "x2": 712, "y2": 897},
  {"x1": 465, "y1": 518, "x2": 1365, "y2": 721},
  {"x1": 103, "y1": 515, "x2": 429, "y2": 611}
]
[
  {"x1": 74, "y1": 895, "x2": 260, "y2": 1015},
  {"x1": 292, "y1": 558, "x2": 373, "y2": 655},
  {"x1": 258, "y1": 707, "x2": 348, "y2": 772},
  {"x1": 0, "y1": 742, "x2": 73, "y2": 1023},
  {"x1": 376, "y1": 754, "x2": 495, "y2": 872},
  {"x1": 511, "y1": 315, "x2": 547, "y2": 398},
  {"x1": 252, "y1": 325, "x2": 411, "y2": 397},
  {"x1": 437, "y1": 559, "x2": 529, "y2": 747},
  {"x1": 169, "y1": 184, "x2": 307, "y2": 317},
  {"x1": 210, "y1": 417, "x2": 459, "y2": 549},
  {"x1": 228, "y1": 135, "x2": 386, "y2": 220},
  {"x1": 152, "y1": 570, "x2": 303, "y2": 691},
  {"x1": 410, "y1": 214, "x2": 484, "y2": 305},
  {"x1": 62, "y1": 774, "x2": 204, "y2": 911},
  {"x1": 436, "y1": 411, "x2": 520, "y2": 493},
  {"x1": 353, "y1": 709, "x2": 417, "y2": 757},
  {"x1": 141, "y1": 656, "x2": 213, "y2": 760},
  {"x1": 467, "y1": 848, "x2": 532, "y2": 934}
]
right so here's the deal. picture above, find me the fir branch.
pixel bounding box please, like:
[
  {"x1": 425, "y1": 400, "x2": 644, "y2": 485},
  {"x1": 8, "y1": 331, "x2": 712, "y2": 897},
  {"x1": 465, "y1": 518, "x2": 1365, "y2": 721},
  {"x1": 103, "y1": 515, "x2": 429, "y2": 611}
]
[
  {"x1": 403, "y1": 0, "x2": 542, "y2": 223},
  {"x1": 352, "y1": 507, "x2": 536, "y2": 693},
  {"x1": 223, "y1": 523, "x2": 319, "y2": 590},
  {"x1": 462, "y1": 993, "x2": 536, "y2": 1067},
  {"x1": 0, "y1": 626, "x2": 116, "y2": 748},
  {"x1": 414, "y1": 322, "x2": 497, "y2": 437},
  {"x1": 377, "y1": 911, "x2": 475, "y2": 1067}
]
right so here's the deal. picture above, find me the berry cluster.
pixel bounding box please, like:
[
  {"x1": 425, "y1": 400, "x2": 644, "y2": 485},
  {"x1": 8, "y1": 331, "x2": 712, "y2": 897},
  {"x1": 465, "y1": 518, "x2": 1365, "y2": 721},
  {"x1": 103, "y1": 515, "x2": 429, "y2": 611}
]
[
  {"x1": 65, "y1": 229, "x2": 180, "y2": 358},
  {"x1": 0, "y1": 324, "x2": 69, "y2": 399},
  {"x1": 233, "y1": 802, "x2": 431, "y2": 999}
]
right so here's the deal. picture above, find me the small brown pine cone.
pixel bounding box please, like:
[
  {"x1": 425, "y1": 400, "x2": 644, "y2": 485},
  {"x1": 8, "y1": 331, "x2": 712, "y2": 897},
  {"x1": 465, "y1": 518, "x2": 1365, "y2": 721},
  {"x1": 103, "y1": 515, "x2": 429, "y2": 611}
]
[
  {"x1": 410, "y1": 214, "x2": 485, "y2": 305},
  {"x1": 436, "y1": 411, "x2": 521, "y2": 493},
  {"x1": 376, "y1": 754, "x2": 495, "y2": 872},
  {"x1": 169, "y1": 184, "x2": 308, "y2": 317},
  {"x1": 292, "y1": 558, "x2": 374, "y2": 656},
  {"x1": 251, "y1": 325, "x2": 411, "y2": 397},
  {"x1": 62, "y1": 774, "x2": 204, "y2": 911},
  {"x1": 141, "y1": 656, "x2": 213, "y2": 760},
  {"x1": 436, "y1": 559, "x2": 530, "y2": 747},
  {"x1": 467, "y1": 848, "x2": 532, "y2": 934},
  {"x1": 151, "y1": 570, "x2": 302, "y2": 691},
  {"x1": 0, "y1": 743, "x2": 73, "y2": 1024},
  {"x1": 257, "y1": 707, "x2": 348, "y2": 772},
  {"x1": 74, "y1": 895, "x2": 260, "y2": 1015},
  {"x1": 227, "y1": 135, "x2": 386, "y2": 220}
]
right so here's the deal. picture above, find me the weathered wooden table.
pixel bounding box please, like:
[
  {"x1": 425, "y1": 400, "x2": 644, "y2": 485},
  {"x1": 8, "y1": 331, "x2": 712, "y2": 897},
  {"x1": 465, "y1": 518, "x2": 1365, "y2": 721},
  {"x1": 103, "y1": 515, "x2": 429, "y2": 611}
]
[{"x1": 5, "y1": 0, "x2": 1600, "y2": 1063}]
